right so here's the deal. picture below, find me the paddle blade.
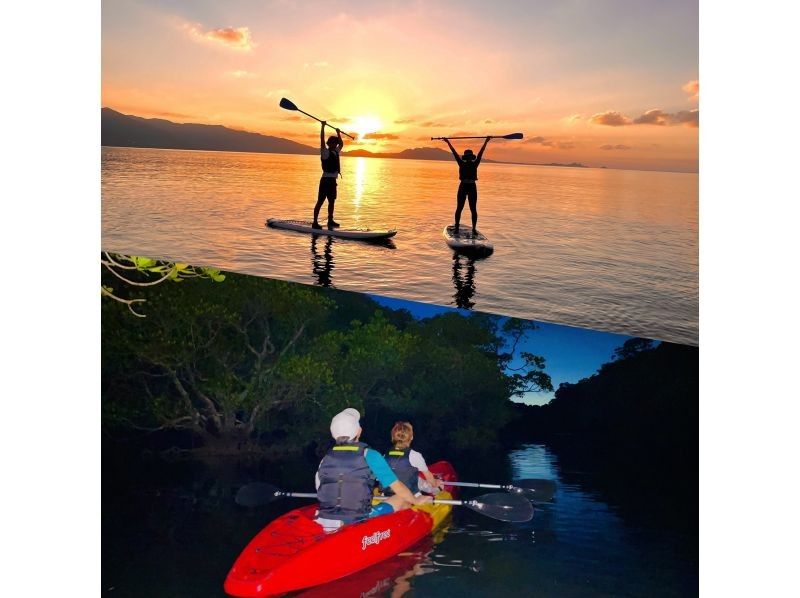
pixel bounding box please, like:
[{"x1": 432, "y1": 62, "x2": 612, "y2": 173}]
[
  {"x1": 279, "y1": 97, "x2": 298, "y2": 111},
  {"x1": 471, "y1": 492, "x2": 534, "y2": 522},
  {"x1": 503, "y1": 132, "x2": 524, "y2": 140},
  {"x1": 512, "y1": 479, "x2": 556, "y2": 502},
  {"x1": 235, "y1": 482, "x2": 280, "y2": 507}
]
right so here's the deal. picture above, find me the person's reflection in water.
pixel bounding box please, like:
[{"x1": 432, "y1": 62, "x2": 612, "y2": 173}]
[
  {"x1": 311, "y1": 235, "x2": 335, "y2": 287},
  {"x1": 452, "y1": 253, "x2": 477, "y2": 309}
]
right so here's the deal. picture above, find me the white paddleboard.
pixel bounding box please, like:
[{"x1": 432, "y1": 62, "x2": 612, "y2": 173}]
[
  {"x1": 267, "y1": 218, "x2": 397, "y2": 240},
  {"x1": 443, "y1": 225, "x2": 494, "y2": 253}
]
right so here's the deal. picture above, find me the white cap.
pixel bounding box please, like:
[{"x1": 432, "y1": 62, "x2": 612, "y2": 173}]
[{"x1": 330, "y1": 408, "x2": 361, "y2": 440}]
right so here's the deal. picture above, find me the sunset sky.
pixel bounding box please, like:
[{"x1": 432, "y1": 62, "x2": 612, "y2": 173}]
[{"x1": 102, "y1": 0, "x2": 698, "y2": 172}]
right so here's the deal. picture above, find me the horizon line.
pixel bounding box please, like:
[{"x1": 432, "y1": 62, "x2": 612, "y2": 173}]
[{"x1": 101, "y1": 107, "x2": 699, "y2": 175}]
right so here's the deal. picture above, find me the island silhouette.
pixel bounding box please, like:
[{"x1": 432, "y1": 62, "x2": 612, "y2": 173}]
[{"x1": 102, "y1": 108, "x2": 591, "y2": 169}]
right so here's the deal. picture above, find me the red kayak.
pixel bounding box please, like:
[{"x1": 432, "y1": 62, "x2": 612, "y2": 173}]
[{"x1": 224, "y1": 461, "x2": 458, "y2": 597}]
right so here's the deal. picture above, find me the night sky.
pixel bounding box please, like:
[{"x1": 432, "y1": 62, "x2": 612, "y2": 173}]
[{"x1": 370, "y1": 294, "x2": 641, "y2": 406}]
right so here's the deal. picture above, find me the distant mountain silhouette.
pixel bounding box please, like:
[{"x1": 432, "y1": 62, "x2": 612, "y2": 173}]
[
  {"x1": 101, "y1": 109, "x2": 594, "y2": 168},
  {"x1": 346, "y1": 147, "x2": 453, "y2": 161},
  {"x1": 101, "y1": 108, "x2": 318, "y2": 155}
]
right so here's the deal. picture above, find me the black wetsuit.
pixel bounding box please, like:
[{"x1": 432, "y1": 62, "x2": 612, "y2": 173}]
[
  {"x1": 454, "y1": 156, "x2": 481, "y2": 231},
  {"x1": 315, "y1": 148, "x2": 340, "y2": 224}
]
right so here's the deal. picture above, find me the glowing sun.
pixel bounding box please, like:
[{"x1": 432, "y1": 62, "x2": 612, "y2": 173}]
[{"x1": 350, "y1": 115, "x2": 382, "y2": 140}]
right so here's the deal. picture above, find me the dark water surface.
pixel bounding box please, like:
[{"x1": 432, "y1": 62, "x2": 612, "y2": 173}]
[{"x1": 102, "y1": 444, "x2": 697, "y2": 597}]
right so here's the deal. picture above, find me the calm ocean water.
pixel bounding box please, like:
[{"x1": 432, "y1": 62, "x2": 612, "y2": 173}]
[{"x1": 101, "y1": 147, "x2": 698, "y2": 344}]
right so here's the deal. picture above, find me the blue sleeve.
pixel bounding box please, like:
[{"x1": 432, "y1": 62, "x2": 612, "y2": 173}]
[{"x1": 365, "y1": 449, "x2": 398, "y2": 488}]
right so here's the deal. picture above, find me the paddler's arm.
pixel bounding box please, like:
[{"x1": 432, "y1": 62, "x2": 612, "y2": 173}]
[
  {"x1": 444, "y1": 138, "x2": 462, "y2": 163},
  {"x1": 320, "y1": 121, "x2": 327, "y2": 151},
  {"x1": 388, "y1": 480, "x2": 433, "y2": 505},
  {"x1": 421, "y1": 470, "x2": 444, "y2": 491},
  {"x1": 475, "y1": 136, "x2": 491, "y2": 165},
  {"x1": 335, "y1": 127, "x2": 343, "y2": 149},
  {"x1": 365, "y1": 449, "x2": 432, "y2": 506},
  {"x1": 410, "y1": 450, "x2": 444, "y2": 492}
]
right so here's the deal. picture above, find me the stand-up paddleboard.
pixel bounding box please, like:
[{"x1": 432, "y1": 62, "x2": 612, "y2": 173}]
[
  {"x1": 267, "y1": 218, "x2": 397, "y2": 240},
  {"x1": 443, "y1": 225, "x2": 494, "y2": 254}
]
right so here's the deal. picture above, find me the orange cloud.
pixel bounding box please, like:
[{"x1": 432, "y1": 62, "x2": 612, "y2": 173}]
[
  {"x1": 185, "y1": 23, "x2": 254, "y2": 51},
  {"x1": 599, "y1": 144, "x2": 632, "y2": 150},
  {"x1": 633, "y1": 108, "x2": 698, "y2": 127},
  {"x1": 592, "y1": 108, "x2": 699, "y2": 128},
  {"x1": 525, "y1": 136, "x2": 575, "y2": 150},
  {"x1": 633, "y1": 109, "x2": 671, "y2": 126},
  {"x1": 672, "y1": 109, "x2": 699, "y2": 128},
  {"x1": 682, "y1": 80, "x2": 699, "y2": 101},
  {"x1": 589, "y1": 111, "x2": 632, "y2": 126},
  {"x1": 363, "y1": 132, "x2": 399, "y2": 140}
]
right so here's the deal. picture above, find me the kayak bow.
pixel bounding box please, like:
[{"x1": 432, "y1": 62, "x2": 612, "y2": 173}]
[{"x1": 224, "y1": 461, "x2": 458, "y2": 597}]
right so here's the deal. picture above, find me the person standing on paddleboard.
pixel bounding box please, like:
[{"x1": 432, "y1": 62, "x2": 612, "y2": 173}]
[
  {"x1": 314, "y1": 408, "x2": 432, "y2": 531},
  {"x1": 444, "y1": 136, "x2": 491, "y2": 234},
  {"x1": 313, "y1": 121, "x2": 343, "y2": 230}
]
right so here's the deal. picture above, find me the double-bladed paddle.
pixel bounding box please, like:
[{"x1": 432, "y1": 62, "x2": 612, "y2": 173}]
[
  {"x1": 235, "y1": 483, "x2": 533, "y2": 523},
  {"x1": 431, "y1": 133, "x2": 524, "y2": 140},
  {"x1": 279, "y1": 97, "x2": 356, "y2": 140},
  {"x1": 442, "y1": 479, "x2": 556, "y2": 502}
]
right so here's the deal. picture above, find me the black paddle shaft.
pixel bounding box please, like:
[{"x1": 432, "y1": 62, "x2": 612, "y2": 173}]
[
  {"x1": 279, "y1": 97, "x2": 355, "y2": 139},
  {"x1": 432, "y1": 133, "x2": 523, "y2": 140}
]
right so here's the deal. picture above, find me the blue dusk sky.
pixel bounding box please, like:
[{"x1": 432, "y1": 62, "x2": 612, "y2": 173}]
[{"x1": 370, "y1": 294, "x2": 640, "y2": 406}]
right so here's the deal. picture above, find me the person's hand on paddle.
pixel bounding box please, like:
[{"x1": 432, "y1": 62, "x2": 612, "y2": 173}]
[{"x1": 413, "y1": 494, "x2": 434, "y2": 506}]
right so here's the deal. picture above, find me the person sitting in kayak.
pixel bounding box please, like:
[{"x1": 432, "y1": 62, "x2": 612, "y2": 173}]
[
  {"x1": 383, "y1": 421, "x2": 445, "y2": 496},
  {"x1": 315, "y1": 408, "x2": 432, "y2": 530},
  {"x1": 313, "y1": 121, "x2": 343, "y2": 230},
  {"x1": 443, "y1": 137, "x2": 491, "y2": 235}
]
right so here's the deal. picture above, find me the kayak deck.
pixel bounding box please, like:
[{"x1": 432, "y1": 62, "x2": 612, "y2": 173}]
[{"x1": 224, "y1": 461, "x2": 457, "y2": 597}]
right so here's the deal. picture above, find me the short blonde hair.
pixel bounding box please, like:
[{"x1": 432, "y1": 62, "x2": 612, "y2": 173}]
[{"x1": 391, "y1": 421, "x2": 414, "y2": 449}]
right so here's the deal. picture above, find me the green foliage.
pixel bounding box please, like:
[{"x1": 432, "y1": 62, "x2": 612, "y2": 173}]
[
  {"x1": 101, "y1": 253, "x2": 226, "y2": 317},
  {"x1": 102, "y1": 267, "x2": 553, "y2": 455}
]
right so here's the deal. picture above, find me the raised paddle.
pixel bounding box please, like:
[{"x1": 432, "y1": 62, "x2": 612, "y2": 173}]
[
  {"x1": 279, "y1": 97, "x2": 356, "y2": 140},
  {"x1": 235, "y1": 483, "x2": 534, "y2": 522},
  {"x1": 440, "y1": 479, "x2": 556, "y2": 502},
  {"x1": 431, "y1": 133, "x2": 524, "y2": 140}
]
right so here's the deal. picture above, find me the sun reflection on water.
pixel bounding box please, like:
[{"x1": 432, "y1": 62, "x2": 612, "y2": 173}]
[{"x1": 353, "y1": 156, "x2": 366, "y2": 209}]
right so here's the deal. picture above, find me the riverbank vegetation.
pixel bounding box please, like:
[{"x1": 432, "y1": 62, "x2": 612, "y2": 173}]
[
  {"x1": 102, "y1": 267, "x2": 553, "y2": 456},
  {"x1": 505, "y1": 339, "x2": 698, "y2": 530}
]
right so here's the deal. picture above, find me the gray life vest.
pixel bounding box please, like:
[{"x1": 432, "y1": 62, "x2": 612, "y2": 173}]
[
  {"x1": 317, "y1": 441, "x2": 375, "y2": 522},
  {"x1": 383, "y1": 448, "x2": 419, "y2": 496}
]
